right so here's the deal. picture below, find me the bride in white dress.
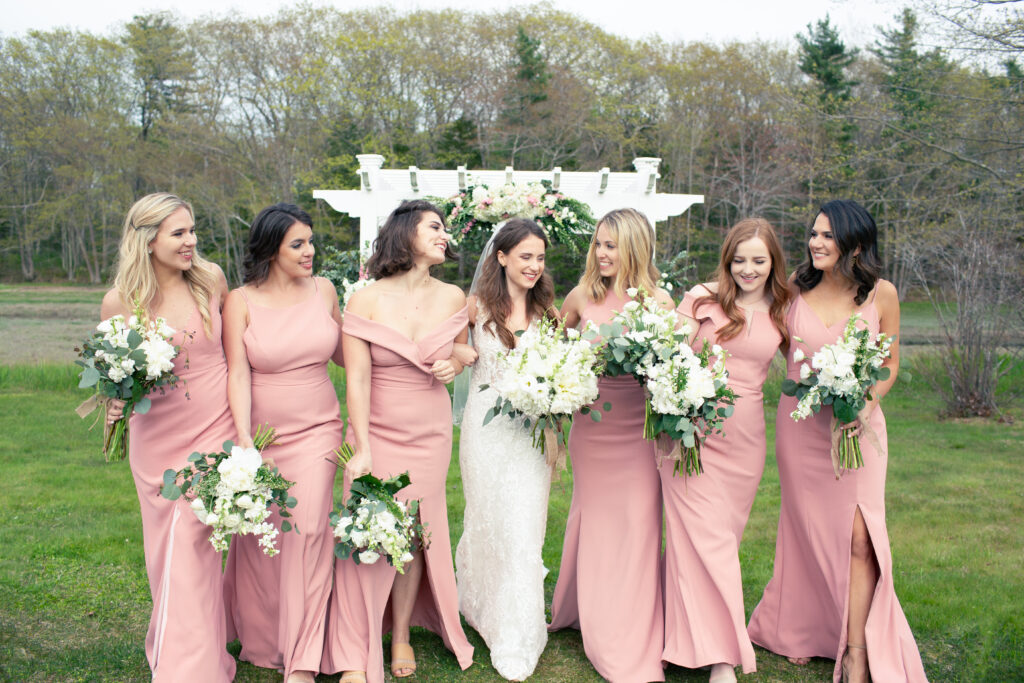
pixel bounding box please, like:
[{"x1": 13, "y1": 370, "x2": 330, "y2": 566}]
[{"x1": 454, "y1": 218, "x2": 559, "y2": 681}]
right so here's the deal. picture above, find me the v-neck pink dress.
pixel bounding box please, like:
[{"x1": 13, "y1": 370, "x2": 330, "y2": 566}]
[
  {"x1": 748, "y1": 293, "x2": 928, "y2": 682},
  {"x1": 221, "y1": 282, "x2": 343, "y2": 678},
  {"x1": 661, "y1": 292, "x2": 782, "y2": 674},
  {"x1": 549, "y1": 291, "x2": 665, "y2": 683},
  {"x1": 322, "y1": 306, "x2": 474, "y2": 682},
  {"x1": 128, "y1": 305, "x2": 236, "y2": 682}
]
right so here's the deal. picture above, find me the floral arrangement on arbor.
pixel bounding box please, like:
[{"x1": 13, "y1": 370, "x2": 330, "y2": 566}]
[{"x1": 434, "y1": 178, "x2": 594, "y2": 254}]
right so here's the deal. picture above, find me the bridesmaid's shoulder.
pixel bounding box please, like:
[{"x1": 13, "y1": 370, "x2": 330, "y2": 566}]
[
  {"x1": 687, "y1": 282, "x2": 717, "y2": 297},
  {"x1": 313, "y1": 275, "x2": 340, "y2": 303},
  {"x1": 433, "y1": 279, "x2": 467, "y2": 314},
  {"x1": 652, "y1": 286, "x2": 675, "y2": 310},
  {"x1": 100, "y1": 288, "x2": 128, "y2": 320},
  {"x1": 874, "y1": 278, "x2": 899, "y2": 312},
  {"x1": 210, "y1": 264, "x2": 230, "y2": 306},
  {"x1": 346, "y1": 284, "x2": 377, "y2": 317},
  {"x1": 563, "y1": 285, "x2": 589, "y2": 310}
]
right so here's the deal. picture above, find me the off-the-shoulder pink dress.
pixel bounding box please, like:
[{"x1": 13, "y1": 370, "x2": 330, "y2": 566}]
[
  {"x1": 549, "y1": 291, "x2": 665, "y2": 683},
  {"x1": 127, "y1": 305, "x2": 236, "y2": 682},
  {"x1": 221, "y1": 283, "x2": 343, "y2": 678},
  {"x1": 661, "y1": 290, "x2": 781, "y2": 674},
  {"x1": 322, "y1": 306, "x2": 474, "y2": 682},
  {"x1": 748, "y1": 293, "x2": 928, "y2": 682}
]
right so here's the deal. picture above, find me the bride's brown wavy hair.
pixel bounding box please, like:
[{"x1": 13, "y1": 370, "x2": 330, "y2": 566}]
[
  {"x1": 473, "y1": 218, "x2": 557, "y2": 349},
  {"x1": 696, "y1": 217, "x2": 791, "y2": 347}
]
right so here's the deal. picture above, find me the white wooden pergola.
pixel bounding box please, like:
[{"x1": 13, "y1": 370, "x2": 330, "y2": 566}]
[{"x1": 314, "y1": 154, "x2": 703, "y2": 257}]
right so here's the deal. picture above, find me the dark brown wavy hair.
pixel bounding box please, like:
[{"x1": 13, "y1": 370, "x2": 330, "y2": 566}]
[
  {"x1": 696, "y1": 217, "x2": 791, "y2": 347},
  {"x1": 474, "y1": 218, "x2": 557, "y2": 349},
  {"x1": 794, "y1": 199, "x2": 881, "y2": 305},
  {"x1": 364, "y1": 199, "x2": 457, "y2": 279}
]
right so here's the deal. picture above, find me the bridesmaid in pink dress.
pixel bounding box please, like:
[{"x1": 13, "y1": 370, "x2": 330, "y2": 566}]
[
  {"x1": 661, "y1": 218, "x2": 791, "y2": 682},
  {"x1": 101, "y1": 193, "x2": 236, "y2": 682},
  {"x1": 221, "y1": 203, "x2": 345, "y2": 683},
  {"x1": 322, "y1": 199, "x2": 474, "y2": 683},
  {"x1": 747, "y1": 200, "x2": 928, "y2": 682},
  {"x1": 551, "y1": 208, "x2": 671, "y2": 683}
]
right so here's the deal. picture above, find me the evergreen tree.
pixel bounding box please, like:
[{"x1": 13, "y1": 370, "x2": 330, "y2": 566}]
[{"x1": 796, "y1": 15, "x2": 858, "y2": 112}]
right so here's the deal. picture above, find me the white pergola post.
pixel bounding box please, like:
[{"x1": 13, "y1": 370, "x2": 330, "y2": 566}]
[{"x1": 313, "y1": 155, "x2": 703, "y2": 256}]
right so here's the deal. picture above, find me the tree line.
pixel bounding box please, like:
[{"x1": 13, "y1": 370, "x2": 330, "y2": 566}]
[{"x1": 1, "y1": 2, "x2": 1021, "y2": 411}]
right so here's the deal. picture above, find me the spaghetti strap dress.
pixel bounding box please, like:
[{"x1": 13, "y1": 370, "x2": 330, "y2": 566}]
[
  {"x1": 221, "y1": 281, "x2": 343, "y2": 678},
  {"x1": 548, "y1": 291, "x2": 665, "y2": 683},
  {"x1": 660, "y1": 291, "x2": 781, "y2": 674},
  {"x1": 321, "y1": 305, "x2": 474, "y2": 682},
  {"x1": 747, "y1": 293, "x2": 928, "y2": 682},
  {"x1": 127, "y1": 304, "x2": 236, "y2": 682}
]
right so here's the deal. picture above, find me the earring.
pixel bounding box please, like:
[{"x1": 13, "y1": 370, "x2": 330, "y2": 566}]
[{"x1": 147, "y1": 249, "x2": 153, "y2": 255}]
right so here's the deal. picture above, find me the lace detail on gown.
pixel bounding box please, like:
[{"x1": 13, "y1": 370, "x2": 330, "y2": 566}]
[{"x1": 456, "y1": 311, "x2": 550, "y2": 681}]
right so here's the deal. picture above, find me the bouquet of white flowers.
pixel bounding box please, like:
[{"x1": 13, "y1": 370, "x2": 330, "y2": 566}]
[
  {"x1": 75, "y1": 302, "x2": 182, "y2": 461},
  {"x1": 597, "y1": 288, "x2": 736, "y2": 475},
  {"x1": 160, "y1": 424, "x2": 297, "y2": 555},
  {"x1": 330, "y1": 444, "x2": 428, "y2": 574},
  {"x1": 598, "y1": 288, "x2": 687, "y2": 379},
  {"x1": 482, "y1": 316, "x2": 604, "y2": 470},
  {"x1": 642, "y1": 340, "x2": 736, "y2": 476},
  {"x1": 782, "y1": 313, "x2": 893, "y2": 477}
]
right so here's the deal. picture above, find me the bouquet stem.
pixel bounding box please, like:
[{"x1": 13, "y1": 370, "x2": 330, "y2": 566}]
[
  {"x1": 103, "y1": 406, "x2": 132, "y2": 462},
  {"x1": 839, "y1": 430, "x2": 865, "y2": 471},
  {"x1": 673, "y1": 443, "x2": 703, "y2": 477},
  {"x1": 643, "y1": 399, "x2": 656, "y2": 440}
]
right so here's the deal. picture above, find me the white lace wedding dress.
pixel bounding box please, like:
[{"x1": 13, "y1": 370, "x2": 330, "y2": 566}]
[{"x1": 455, "y1": 310, "x2": 551, "y2": 681}]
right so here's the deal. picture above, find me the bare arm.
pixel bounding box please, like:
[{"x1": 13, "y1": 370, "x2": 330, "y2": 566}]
[
  {"x1": 319, "y1": 277, "x2": 345, "y2": 367},
  {"x1": 869, "y1": 279, "x2": 901, "y2": 404},
  {"x1": 342, "y1": 330, "x2": 373, "y2": 477},
  {"x1": 222, "y1": 289, "x2": 254, "y2": 448},
  {"x1": 560, "y1": 286, "x2": 586, "y2": 330},
  {"x1": 432, "y1": 285, "x2": 470, "y2": 382}
]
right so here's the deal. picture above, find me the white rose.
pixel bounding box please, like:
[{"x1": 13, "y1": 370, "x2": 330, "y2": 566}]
[
  {"x1": 358, "y1": 549, "x2": 380, "y2": 564},
  {"x1": 626, "y1": 287, "x2": 639, "y2": 297},
  {"x1": 97, "y1": 319, "x2": 114, "y2": 335},
  {"x1": 223, "y1": 513, "x2": 242, "y2": 530},
  {"x1": 235, "y1": 494, "x2": 254, "y2": 509},
  {"x1": 799, "y1": 363, "x2": 812, "y2": 380},
  {"x1": 204, "y1": 512, "x2": 219, "y2": 526},
  {"x1": 793, "y1": 348, "x2": 805, "y2": 362}
]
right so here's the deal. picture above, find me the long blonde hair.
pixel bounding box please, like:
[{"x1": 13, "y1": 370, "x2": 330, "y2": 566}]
[
  {"x1": 112, "y1": 193, "x2": 219, "y2": 337},
  {"x1": 579, "y1": 208, "x2": 661, "y2": 301}
]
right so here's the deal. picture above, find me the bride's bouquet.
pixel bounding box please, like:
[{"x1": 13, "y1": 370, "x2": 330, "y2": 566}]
[
  {"x1": 782, "y1": 313, "x2": 893, "y2": 477},
  {"x1": 160, "y1": 424, "x2": 297, "y2": 555},
  {"x1": 75, "y1": 303, "x2": 181, "y2": 462},
  {"x1": 641, "y1": 340, "x2": 736, "y2": 476},
  {"x1": 598, "y1": 288, "x2": 735, "y2": 475},
  {"x1": 330, "y1": 444, "x2": 428, "y2": 574},
  {"x1": 481, "y1": 315, "x2": 603, "y2": 470}
]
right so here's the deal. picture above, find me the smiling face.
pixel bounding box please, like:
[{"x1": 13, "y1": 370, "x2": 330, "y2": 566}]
[
  {"x1": 410, "y1": 210, "x2": 450, "y2": 265},
  {"x1": 808, "y1": 212, "x2": 840, "y2": 272},
  {"x1": 273, "y1": 221, "x2": 315, "y2": 278},
  {"x1": 730, "y1": 236, "x2": 772, "y2": 297},
  {"x1": 593, "y1": 222, "x2": 620, "y2": 279},
  {"x1": 497, "y1": 233, "x2": 546, "y2": 292},
  {"x1": 149, "y1": 206, "x2": 197, "y2": 272}
]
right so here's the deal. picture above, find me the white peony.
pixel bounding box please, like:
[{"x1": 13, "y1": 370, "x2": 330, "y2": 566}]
[{"x1": 217, "y1": 446, "x2": 262, "y2": 492}]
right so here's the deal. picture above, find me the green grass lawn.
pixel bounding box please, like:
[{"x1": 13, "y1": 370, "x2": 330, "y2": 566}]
[{"x1": 1, "y1": 362, "x2": 1022, "y2": 682}]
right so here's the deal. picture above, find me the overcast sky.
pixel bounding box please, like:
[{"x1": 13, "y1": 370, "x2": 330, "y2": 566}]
[{"x1": 2, "y1": 0, "x2": 907, "y2": 47}]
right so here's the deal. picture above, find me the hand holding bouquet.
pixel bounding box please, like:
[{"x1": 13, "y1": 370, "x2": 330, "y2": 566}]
[
  {"x1": 160, "y1": 424, "x2": 297, "y2": 555},
  {"x1": 330, "y1": 444, "x2": 428, "y2": 574},
  {"x1": 482, "y1": 316, "x2": 604, "y2": 471},
  {"x1": 782, "y1": 313, "x2": 893, "y2": 477},
  {"x1": 75, "y1": 302, "x2": 181, "y2": 461}
]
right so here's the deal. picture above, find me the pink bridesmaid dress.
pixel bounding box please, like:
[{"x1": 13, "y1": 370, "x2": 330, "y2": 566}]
[
  {"x1": 660, "y1": 290, "x2": 781, "y2": 674},
  {"x1": 549, "y1": 291, "x2": 665, "y2": 683},
  {"x1": 321, "y1": 306, "x2": 474, "y2": 682},
  {"x1": 222, "y1": 282, "x2": 343, "y2": 678},
  {"x1": 127, "y1": 304, "x2": 236, "y2": 682},
  {"x1": 747, "y1": 292, "x2": 928, "y2": 682}
]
